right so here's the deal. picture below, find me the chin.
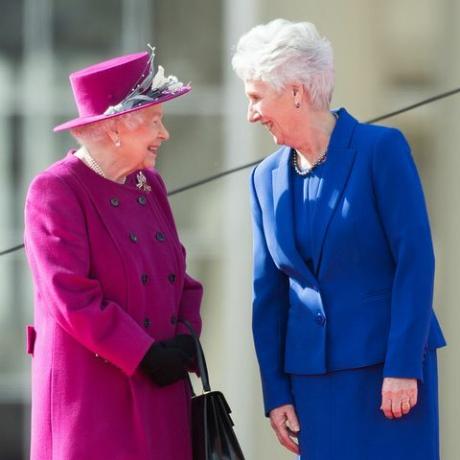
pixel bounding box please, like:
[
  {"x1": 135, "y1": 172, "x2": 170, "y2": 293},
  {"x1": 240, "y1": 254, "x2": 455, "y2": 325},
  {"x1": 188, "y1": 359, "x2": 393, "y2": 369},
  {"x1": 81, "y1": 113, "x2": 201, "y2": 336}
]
[
  {"x1": 142, "y1": 156, "x2": 156, "y2": 169},
  {"x1": 144, "y1": 162, "x2": 156, "y2": 170}
]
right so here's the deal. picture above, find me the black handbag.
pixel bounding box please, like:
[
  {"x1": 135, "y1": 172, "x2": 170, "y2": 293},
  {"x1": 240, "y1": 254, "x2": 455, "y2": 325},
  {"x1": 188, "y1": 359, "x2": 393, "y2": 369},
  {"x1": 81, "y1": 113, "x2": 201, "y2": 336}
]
[{"x1": 178, "y1": 319, "x2": 246, "y2": 460}]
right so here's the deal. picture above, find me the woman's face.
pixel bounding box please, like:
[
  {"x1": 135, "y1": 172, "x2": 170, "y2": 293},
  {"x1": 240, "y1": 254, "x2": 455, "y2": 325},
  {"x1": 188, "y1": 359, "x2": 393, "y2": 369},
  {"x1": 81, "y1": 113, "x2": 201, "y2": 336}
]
[
  {"x1": 244, "y1": 79, "x2": 296, "y2": 146},
  {"x1": 116, "y1": 104, "x2": 170, "y2": 169}
]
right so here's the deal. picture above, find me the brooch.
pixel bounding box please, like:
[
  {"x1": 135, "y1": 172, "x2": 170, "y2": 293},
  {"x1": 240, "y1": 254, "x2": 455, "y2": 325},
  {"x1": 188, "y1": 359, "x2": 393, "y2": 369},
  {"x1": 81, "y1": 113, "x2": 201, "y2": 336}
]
[{"x1": 136, "y1": 171, "x2": 152, "y2": 193}]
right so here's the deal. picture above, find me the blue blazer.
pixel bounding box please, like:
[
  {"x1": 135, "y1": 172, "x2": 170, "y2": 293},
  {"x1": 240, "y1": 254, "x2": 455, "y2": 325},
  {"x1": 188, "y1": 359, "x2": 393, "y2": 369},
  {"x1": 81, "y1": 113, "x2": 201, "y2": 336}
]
[{"x1": 250, "y1": 108, "x2": 446, "y2": 414}]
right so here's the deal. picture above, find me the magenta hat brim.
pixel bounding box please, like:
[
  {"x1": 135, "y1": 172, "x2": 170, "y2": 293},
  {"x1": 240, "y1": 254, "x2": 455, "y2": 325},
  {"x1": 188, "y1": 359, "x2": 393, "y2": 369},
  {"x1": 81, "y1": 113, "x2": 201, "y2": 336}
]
[{"x1": 53, "y1": 86, "x2": 191, "y2": 132}]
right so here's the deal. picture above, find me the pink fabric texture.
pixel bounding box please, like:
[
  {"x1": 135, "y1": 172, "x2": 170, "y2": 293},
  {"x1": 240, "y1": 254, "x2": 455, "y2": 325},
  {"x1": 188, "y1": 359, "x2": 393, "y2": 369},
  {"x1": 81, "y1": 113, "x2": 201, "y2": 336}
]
[{"x1": 24, "y1": 152, "x2": 203, "y2": 460}]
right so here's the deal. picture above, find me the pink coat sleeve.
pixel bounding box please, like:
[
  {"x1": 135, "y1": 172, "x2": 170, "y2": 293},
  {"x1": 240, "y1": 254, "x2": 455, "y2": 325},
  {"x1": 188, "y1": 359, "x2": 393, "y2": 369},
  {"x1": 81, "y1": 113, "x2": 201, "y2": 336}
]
[{"x1": 24, "y1": 172, "x2": 154, "y2": 376}]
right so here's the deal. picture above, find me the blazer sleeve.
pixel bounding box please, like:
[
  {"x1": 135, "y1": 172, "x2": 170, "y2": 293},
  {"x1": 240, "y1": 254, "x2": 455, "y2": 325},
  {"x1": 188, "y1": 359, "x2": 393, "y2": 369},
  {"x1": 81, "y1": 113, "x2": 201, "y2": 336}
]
[
  {"x1": 149, "y1": 171, "x2": 203, "y2": 337},
  {"x1": 24, "y1": 172, "x2": 154, "y2": 376},
  {"x1": 371, "y1": 128, "x2": 435, "y2": 380},
  {"x1": 250, "y1": 168, "x2": 293, "y2": 415}
]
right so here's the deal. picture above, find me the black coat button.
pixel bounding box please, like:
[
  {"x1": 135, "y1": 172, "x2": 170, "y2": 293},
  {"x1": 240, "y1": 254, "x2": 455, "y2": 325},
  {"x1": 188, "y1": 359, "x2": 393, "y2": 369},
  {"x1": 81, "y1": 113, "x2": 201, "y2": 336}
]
[
  {"x1": 170, "y1": 314, "x2": 177, "y2": 325},
  {"x1": 315, "y1": 312, "x2": 326, "y2": 326},
  {"x1": 168, "y1": 273, "x2": 176, "y2": 284},
  {"x1": 110, "y1": 197, "x2": 120, "y2": 207},
  {"x1": 129, "y1": 232, "x2": 138, "y2": 243},
  {"x1": 143, "y1": 317, "x2": 151, "y2": 328},
  {"x1": 137, "y1": 196, "x2": 147, "y2": 206},
  {"x1": 155, "y1": 231, "x2": 166, "y2": 242},
  {"x1": 141, "y1": 273, "x2": 149, "y2": 285}
]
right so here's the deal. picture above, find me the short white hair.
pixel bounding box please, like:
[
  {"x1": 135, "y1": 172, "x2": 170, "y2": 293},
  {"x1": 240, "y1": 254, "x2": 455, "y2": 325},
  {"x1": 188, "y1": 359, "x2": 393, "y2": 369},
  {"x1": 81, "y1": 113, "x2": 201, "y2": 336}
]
[
  {"x1": 232, "y1": 19, "x2": 334, "y2": 110},
  {"x1": 70, "y1": 110, "x2": 148, "y2": 145}
]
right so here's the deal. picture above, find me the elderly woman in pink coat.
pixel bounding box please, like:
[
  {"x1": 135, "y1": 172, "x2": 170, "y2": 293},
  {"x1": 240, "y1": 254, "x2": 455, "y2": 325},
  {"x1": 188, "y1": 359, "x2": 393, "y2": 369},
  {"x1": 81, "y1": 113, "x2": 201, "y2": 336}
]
[{"x1": 24, "y1": 48, "x2": 203, "y2": 460}]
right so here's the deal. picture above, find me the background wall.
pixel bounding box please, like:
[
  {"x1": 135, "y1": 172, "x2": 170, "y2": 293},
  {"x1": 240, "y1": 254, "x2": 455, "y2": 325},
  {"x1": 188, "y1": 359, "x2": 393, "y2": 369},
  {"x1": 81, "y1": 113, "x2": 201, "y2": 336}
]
[{"x1": 0, "y1": 0, "x2": 458, "y2": 458}]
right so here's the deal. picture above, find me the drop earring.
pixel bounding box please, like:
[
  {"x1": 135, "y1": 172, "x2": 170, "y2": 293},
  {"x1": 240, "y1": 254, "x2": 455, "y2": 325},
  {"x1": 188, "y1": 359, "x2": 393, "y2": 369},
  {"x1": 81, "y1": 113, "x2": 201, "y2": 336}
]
[{"x1": 293, "y1": 88, "x2": 301, "y2": 108}]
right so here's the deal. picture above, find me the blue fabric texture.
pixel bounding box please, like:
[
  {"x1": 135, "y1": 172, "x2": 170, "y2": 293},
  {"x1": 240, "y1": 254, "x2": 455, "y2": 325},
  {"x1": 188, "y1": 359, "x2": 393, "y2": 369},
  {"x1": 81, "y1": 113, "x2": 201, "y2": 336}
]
[{"x1": 291, "y1": 351, "x2": 439, "y2": 460}]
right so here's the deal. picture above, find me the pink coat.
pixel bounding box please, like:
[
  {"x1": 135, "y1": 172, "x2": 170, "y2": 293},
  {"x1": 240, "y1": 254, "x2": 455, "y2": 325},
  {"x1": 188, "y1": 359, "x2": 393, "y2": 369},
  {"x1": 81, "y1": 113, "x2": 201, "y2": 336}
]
[{"x1": 24, "y1": 152, "x2": 203, "y2": 460}]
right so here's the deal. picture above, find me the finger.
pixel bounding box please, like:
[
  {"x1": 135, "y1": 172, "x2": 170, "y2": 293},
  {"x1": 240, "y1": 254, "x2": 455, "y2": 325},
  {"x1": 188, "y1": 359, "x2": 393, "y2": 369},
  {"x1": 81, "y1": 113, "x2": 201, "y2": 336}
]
[
  {"x1": 274, "y1": 427, "x2": 300, "y2": 454},
  {"x1": 409, "y1": 388, "x2": 418, "y2": 407},
  {"x1": 391, "y1": 397, "x2": 403, "y2": 418},
  {"x1": 401, "y1": 400, "x2": 411, "y2": 415},
  {"x1": 287, "y1": 427, "x2": 299, "y2": 438},
  {"x1": 273, "y1": 424, "x2": 300, "y2": 454},
  {"x1": 280, "y1": 433, "x2": 300, "y2": 454},
  {"x1": 285, "y1": 407, "x2": 300, "y2": 433},
  {"x1": 380, "y1": 394, "x2": 393, "y2": 419}
]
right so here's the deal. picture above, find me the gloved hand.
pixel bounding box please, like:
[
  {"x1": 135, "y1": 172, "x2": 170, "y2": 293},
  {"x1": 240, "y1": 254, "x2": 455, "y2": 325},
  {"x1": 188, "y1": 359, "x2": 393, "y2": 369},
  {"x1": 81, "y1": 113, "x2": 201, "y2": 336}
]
[
  {"x1": 162, "y1": 334, "x2": 196, "y2": 361},
  {"x1": 140, "y1": 340, "x2": 191, "y2": 387}
]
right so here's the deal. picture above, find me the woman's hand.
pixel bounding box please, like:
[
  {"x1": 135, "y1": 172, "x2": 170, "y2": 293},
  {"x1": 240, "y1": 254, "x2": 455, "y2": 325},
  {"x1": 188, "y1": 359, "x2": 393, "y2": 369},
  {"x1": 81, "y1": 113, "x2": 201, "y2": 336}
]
[
  {"x1": 380, "y1": 377, "x2": 418, "y2": 419},
  {"x1": 140, "y1": 340, "x2": 191, "y2": 387},
  {"x1": 162, "y1": 334, "x2": 196, "y2": 361},
  {"x1": 269, "y1": 404, "x2": 300, "y2": 454}
]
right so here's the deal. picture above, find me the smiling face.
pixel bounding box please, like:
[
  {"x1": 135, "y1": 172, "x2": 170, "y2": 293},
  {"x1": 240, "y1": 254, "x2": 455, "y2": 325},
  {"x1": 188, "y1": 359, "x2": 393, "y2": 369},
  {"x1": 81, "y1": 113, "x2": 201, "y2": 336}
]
[
  {"x1": 244, "y1": 79, "x2": 298, "y2": 146},
  {"x1": 116, "y1": 104, "x2": 170, "y2": 169}
]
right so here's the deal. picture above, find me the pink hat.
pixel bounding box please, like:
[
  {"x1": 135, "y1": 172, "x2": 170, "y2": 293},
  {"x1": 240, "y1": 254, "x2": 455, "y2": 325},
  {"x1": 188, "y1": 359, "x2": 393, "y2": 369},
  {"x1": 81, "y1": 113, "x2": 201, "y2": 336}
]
[{"x1": 53, "y1": 49, "x2": 191, "y2": 132}]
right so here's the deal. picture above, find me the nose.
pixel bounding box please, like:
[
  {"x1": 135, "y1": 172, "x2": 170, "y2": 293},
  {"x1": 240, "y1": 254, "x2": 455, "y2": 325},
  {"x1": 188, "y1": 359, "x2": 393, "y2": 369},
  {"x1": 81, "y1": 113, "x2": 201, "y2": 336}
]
[
  {"x1": 158, "y1": 121, "x2": 170, "y2": 141},
  {"x1": 247, "y1": 103, "x2": 260, "y2": 123}
]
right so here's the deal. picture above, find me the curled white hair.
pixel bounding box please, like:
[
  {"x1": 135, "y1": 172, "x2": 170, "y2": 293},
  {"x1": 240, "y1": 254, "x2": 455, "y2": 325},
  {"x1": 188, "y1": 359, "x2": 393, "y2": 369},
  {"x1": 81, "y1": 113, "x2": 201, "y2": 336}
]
[
  {"x1": 232, "y1": 19, "x2": 335, "y2": 110},
  {"x1": 70, "y1": 110, "x2": 148, "y2": 145}
]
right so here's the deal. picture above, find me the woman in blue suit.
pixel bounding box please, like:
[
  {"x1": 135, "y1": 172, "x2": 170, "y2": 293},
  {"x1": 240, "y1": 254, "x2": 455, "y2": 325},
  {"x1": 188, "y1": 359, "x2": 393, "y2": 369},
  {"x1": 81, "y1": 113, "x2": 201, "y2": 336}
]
[{"x1": 232, "y1": 19, "x2": 446, "y2": 459}]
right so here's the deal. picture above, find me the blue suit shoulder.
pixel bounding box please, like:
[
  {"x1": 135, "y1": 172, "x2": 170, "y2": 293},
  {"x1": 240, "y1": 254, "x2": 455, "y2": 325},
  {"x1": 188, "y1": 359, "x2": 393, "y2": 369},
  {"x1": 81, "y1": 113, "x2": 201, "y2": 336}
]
[{"x1": 353, "y1": 122, "x2": 410, "y2": 156}]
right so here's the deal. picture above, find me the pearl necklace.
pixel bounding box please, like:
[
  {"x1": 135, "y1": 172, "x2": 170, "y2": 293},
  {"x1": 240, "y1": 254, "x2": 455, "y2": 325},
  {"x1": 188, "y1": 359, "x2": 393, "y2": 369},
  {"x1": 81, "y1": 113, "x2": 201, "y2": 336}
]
[
  {"x1": 75, "y1": 147, "x2": 106, "y2": 178},
  {"x1": 292, "y1": 149, "x2": 327, "y2": 176}
]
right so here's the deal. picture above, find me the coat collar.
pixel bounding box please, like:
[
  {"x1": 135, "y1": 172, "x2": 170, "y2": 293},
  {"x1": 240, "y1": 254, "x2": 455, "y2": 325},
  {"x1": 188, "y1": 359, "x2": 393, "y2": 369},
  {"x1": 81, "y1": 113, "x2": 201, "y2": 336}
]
[{"x1": 271, "y1": 108, "x2": 358, "y2": 284}]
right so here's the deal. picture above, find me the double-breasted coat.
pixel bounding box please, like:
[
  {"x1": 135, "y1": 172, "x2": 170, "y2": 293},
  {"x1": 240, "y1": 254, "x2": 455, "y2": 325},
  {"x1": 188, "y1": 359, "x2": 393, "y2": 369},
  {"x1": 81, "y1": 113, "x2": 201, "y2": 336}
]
[{"x1": 24, "y1": 152, "x2": 203, "y2": 460}]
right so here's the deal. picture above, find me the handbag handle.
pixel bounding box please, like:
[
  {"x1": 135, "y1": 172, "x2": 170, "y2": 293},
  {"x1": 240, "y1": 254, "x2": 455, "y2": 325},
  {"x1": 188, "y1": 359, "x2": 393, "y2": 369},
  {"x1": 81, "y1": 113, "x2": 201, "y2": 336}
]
[{"x1": 177, "y1": 319, "x2": 211, "y2": 393}]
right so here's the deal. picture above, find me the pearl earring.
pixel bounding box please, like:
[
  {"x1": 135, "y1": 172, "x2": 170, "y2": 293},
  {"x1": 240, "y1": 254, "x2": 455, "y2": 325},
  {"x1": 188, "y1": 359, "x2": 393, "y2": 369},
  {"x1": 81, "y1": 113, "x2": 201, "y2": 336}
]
[{"x1": 114, "y1": 136, "x2": 121, "y2": 147}]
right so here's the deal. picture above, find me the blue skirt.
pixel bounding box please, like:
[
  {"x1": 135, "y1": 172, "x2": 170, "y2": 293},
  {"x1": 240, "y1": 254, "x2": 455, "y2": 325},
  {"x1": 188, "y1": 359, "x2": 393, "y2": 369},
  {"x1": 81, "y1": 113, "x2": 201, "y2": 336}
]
[{"x1": 291, "y1": 351, "x2": 440, "y2": 460}]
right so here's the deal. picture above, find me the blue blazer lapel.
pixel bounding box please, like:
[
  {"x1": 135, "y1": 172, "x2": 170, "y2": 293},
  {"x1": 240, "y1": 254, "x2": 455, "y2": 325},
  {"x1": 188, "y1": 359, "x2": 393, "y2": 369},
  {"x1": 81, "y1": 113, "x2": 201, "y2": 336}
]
[
  {"x1": 271, "y1": 147, "x2": 318, "y2": 288},
  {"x1": 266, "y1": 109, "x2": 359, "y2": 285},
  {"x1": 311, "y1": 109, "x2": 358, "y2": 270}
]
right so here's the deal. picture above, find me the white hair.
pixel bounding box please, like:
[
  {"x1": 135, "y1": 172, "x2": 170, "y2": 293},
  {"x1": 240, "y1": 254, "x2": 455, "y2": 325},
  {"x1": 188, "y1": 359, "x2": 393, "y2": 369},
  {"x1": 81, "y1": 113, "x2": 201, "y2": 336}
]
[
  {"x1": 70, "y1": 110, "x2": 148, "y2": 145},
  {"x1": 232, "y1": 19, "x2": 335, "y2": 110}
]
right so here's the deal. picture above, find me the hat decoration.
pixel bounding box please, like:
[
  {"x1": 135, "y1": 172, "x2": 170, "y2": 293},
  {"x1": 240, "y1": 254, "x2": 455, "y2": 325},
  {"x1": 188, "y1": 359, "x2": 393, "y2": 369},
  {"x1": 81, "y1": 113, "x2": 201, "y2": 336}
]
[{"x1": 104, "y1": 45, "x2": 187, "y2": 115}]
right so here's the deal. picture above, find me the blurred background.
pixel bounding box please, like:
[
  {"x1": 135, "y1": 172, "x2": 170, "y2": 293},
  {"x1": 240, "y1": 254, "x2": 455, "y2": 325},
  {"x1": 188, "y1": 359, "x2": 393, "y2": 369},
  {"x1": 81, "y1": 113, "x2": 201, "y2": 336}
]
[{"x1": 0, "y1": 0, "x2": 459, "y2": 458}]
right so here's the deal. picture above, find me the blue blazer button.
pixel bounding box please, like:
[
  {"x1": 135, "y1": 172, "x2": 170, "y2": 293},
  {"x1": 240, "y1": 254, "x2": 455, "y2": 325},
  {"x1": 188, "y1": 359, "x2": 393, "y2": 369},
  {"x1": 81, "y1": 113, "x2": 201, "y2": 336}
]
[{"x1": 315, "y1": 312, "x2": 326, "y2": 326}]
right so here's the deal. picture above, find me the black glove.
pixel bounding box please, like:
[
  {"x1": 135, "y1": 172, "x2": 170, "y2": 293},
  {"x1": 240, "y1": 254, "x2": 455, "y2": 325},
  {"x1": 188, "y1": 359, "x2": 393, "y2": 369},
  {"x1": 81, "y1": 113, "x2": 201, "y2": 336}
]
[
  {"x1": 140, "y1": 340, "x2": 190, "y2": 387},
  {"x1": 161, "y1": 334, "x2": 196, "y2": 361}
]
